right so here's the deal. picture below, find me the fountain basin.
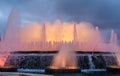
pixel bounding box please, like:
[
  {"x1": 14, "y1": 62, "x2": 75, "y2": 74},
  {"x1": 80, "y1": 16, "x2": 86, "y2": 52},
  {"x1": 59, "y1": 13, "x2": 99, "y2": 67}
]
[
  {"x1": 0, "y1": 66, "x2": 17, "y2": 72},
  {"x1": 45, "y1": 67, "x2": 81, "y2": 74},
  {"x1": 107, "y1": 66, "x2": 120, "y2": 73}
]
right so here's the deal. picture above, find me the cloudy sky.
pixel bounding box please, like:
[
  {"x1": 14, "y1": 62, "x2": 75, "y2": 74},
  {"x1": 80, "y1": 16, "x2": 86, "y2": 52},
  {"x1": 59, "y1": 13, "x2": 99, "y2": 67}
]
[{"x1": 0, "y1": 0, "x2": 120, "y2": 39}]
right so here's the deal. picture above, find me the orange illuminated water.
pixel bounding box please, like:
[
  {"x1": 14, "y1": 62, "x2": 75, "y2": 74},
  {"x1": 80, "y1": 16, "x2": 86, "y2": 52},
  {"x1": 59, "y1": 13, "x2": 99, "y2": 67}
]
[
  {"x1": 0, "y1": 9, "x2": 118, "y2": 52},
  {"x1": 0, "y1": 53, "x2": 9, "y2": 67},
  {"x1": 50, "y1": 44, "x2": 78, "y2": 69},
  {"x1": 49, "y1": 66, "x2": 78, "y2": 69},
  {"x1": 0, "y1": 9, "x2": 120, "y2": 68}
]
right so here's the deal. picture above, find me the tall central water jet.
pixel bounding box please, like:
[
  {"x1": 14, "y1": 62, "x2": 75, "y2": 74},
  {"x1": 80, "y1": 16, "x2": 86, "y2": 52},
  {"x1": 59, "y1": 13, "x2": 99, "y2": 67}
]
[
  {"x1": 45, "y1": 44, "x2": 81, "y2": 73},
  {"x1": 51, "y1": 44, "x2": 77, "y2": 69}
]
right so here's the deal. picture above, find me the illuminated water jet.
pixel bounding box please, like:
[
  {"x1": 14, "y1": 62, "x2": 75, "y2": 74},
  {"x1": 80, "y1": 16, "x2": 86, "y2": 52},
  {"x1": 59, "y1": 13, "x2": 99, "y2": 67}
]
[
  {"x1": 0, "y1": 9, "x2": 118, "y2": 52},
  {"x1": 107, "y1": 30, "x2": 120, "y2": 73},
  {"x1": 0, "y1": 53, "x2": 9, "y2": 67},
  {"x1": 45, "y1": 44, "x2": 81, "y2": 73},
  {"x1": 0, "y1": 53, "x2": 17, "y2": 72},
  {"x1": 0, "y1": 9, "x2": 119, "y2": 72},
  {"x1": 50, "y1": 44, "x2": 77, "y2": 69}
]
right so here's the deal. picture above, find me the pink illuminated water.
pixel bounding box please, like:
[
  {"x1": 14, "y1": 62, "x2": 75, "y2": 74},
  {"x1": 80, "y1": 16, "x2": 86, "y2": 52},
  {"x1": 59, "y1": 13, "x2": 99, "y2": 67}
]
[
  {"x1": 0, "y1": 9, "x2": 119, "y2": 67},
  {"x1": 0, "y1": 9, "x2": 117, "y2": 51},
  {"x1": 0, "y1": 9, "x2": 118, "y2": 52},
  {"x1": 50, "y1": 44, "x2": 78, "y2": 69}
]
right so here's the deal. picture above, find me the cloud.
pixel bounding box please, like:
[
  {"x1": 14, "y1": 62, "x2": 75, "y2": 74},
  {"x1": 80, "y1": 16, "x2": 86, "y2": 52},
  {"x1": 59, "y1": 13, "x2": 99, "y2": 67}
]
[
  {"x1": 56, "y1": 0, "x2": 120, "y2": 28},
  {"x1": 0, "y1": 0, "x2": 120, "y2": 38},
  {"x1": 1, "y1": 0, "x2": 120, "y2": 25}
]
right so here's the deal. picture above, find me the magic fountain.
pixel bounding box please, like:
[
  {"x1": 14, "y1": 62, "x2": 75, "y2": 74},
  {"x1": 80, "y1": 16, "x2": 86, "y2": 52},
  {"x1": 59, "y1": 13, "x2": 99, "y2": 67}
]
[{"x1": 0, "y1": 9, "x2": 120, "y2": 73}]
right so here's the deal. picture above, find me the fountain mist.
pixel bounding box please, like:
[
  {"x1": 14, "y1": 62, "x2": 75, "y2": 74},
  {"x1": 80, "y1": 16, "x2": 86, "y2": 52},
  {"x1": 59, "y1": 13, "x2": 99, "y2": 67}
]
[
  {"x1": 0, "y1": 53, "x2": 9, "y2": 67},
  {"x1": 50, "y1": 44, "x2": 78, "y2": 69},
  {"x1": 0, "y1": 9, "x2": 118, "y2": 52},
  {"x1": 1, "y1": 9, "x2": 120, "y2": 71}
]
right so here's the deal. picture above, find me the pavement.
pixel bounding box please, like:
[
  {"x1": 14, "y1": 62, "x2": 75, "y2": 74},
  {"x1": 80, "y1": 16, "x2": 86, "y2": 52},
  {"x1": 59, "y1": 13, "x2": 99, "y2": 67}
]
[{"x1": 0, "y1": 72, "x2": 53, "y2": 76}]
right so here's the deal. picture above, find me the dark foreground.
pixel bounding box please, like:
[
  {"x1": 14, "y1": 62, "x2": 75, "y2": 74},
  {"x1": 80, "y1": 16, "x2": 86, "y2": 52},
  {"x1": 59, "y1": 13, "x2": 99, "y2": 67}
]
[
  {"x1": 12, "y1": 69, "x2": 120, "y2": 76},
  {"x1": 45, "y1": 69, "x2": 120, "y2": 76},
  {"x1": 1, "y1": 71, "x2": 120, "y2": 76},
  {"x1": 52, "y1": 71, "x2": 120, "y2": 76}
]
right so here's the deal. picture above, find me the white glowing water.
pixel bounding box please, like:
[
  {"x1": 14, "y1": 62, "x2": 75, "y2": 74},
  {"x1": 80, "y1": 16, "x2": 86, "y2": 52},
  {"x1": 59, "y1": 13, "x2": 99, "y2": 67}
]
[{"x1": 88, "y1": 55, "x2": 95, "y2": 69}]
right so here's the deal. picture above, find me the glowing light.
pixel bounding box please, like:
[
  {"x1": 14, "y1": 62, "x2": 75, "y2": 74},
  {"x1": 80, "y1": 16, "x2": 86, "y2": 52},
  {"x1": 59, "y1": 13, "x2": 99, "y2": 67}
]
[
  {"x1": 0, "y1": 53, "x2": 9, "y2": 67},
  {"x1": 50, "y1": 44, "x2": 78, "y2": 69},
  {"x1": 1, "y1": 8, "x2": 118, "y2": 52},
  {"x1": 20, "y1": 23, "x2": 42, "y2": 42}
]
